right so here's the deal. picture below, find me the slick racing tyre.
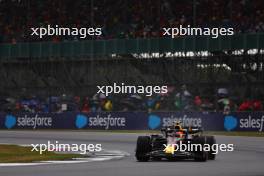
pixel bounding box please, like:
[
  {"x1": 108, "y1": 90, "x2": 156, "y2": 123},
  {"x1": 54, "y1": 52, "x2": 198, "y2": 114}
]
[
  {"x1": 193, "y1": 136, "x2": 208, "y2": 162},
  {"x1": 206, "y1": 136, "x2": 216, "y2": 160},
  {"x1": 135, "y1": 136, "x2": 152, "y2": 162}
]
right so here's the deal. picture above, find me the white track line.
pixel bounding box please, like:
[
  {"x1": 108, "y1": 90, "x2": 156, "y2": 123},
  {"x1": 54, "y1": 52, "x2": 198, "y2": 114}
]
[
  {"x1": 0, "y1": 155, "x2": 125, "y2": 167},
  {"x1": 0, "y1": 143, "x2": 129, "y2": 167},
  {"x1": 0, "y1": 163, "x2": 48, "y2": 167},
  {"x1": 0, "y1": 150, "x2": 129, "y2": 167}
]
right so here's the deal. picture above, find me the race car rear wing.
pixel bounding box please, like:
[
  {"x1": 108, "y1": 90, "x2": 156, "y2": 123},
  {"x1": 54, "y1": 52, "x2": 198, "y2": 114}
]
[{"x1": 161, "y1": 126, "x2": 203, "y2": 134}]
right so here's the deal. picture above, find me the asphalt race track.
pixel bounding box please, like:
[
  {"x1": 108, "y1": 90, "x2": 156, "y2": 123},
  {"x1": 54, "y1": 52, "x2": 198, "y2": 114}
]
[{"x1": 0, "y1": 131, "x2": 263, "y2": 176}]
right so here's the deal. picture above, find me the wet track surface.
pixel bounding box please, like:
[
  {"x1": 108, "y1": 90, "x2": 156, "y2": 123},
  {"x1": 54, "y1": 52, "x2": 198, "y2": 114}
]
[{"x1": 0, "y1": 131, "x2": 263, "y2": 176}]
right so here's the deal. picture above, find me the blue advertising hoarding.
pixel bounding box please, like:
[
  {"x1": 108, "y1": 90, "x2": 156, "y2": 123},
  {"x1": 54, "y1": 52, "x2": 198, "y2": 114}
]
[{"x1": 0, "y1": 112, "x2": 263, "y2": 131}]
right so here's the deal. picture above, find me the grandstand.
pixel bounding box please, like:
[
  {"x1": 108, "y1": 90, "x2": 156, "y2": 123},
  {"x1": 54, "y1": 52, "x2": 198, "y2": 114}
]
[{"x1": 0, "y1": 0, "x2": 263, "y2": 113}]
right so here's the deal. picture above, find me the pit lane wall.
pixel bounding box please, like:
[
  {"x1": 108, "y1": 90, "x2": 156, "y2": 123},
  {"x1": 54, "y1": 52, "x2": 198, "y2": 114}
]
[{"x1": 0, "y1": 112, "x2": 263, "y2": 132}]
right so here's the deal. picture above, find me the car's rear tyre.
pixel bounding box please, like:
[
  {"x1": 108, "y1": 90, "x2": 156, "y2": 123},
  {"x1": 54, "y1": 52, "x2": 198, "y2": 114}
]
[
  {"x1": 206, "y1": 136, "x2": 216, "y2": 160},
  {"x1": 135, "y1": 136, "x2": 151, "y2": 162},
  {"x1": 193, "y1": 136, "x2": 208, "y2": 162}
]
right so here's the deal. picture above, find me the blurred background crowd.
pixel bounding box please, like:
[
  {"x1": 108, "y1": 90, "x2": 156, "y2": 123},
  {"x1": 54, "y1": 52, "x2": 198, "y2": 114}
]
[
  {"x1": 0, "y1": 0, "x2": 264, "y2": 43},
  {"x1": 0, "y1": 0, "x2": 263, "y2": 113},
  {"x1": 1, "y1": 85, "x2": 263, "y2": 113}
]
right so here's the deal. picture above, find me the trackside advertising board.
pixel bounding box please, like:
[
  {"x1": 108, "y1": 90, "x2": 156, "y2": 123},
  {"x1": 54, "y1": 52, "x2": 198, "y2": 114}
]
[{"x1": 0, "y1": 112, "x2": 263, "y2": 131}]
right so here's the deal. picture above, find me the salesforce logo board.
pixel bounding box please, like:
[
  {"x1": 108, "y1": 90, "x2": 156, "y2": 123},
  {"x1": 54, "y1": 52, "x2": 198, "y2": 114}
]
[
  {"x1": 76, "y1": 114, "x2": 88, "y2": 129},
  {"x1": 224, "y1": 115, "x2": 264, "y2": 132},
  {"x1": 75, "y1": 114, "x2": 126, "y2": 129},
  {"x1": 148, "y1": 114, "x2": 202, "y2": 130},
  {"x1": 239, "y1": 115, "x2": 264, "y2": 132},
  {"x1": 5, "y1": 114, "x2": 52, "y2": 129},
  {"x1": 162, "y1": 114, "x2": 202, "y2": 128},
  {"x1": 5, "y1": 115, "x2": 17, "y2": 129},
  {"x1": 224, "y1": 115, "x2": 238, "y2": 131},
  {"x1": 148, "y1": 115, "x2": 161, "y2": 130}
]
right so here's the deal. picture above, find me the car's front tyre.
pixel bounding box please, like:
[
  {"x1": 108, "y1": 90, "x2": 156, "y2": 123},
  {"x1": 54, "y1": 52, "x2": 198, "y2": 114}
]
[
  {"x1": 206, "y1": 136, "x2": 216, "y2": 160},
  {"x1": 135, "y1": 136, "x2": 152, "y2": 162},
  {"x1": 193, "y1": 136, "x2": 208, "y2": 162}
]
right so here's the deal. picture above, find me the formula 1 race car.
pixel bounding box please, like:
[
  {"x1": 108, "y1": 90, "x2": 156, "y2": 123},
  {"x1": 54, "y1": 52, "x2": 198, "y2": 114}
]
[{"x1": 135, "y1": 123, "x2": 216, "y2": 162}]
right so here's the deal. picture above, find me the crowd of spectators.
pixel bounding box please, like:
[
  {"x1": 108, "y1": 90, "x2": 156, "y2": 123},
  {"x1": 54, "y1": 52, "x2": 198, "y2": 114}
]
[
  {"x1": 1, "y1": 85, "x2": 263, "y2": 113},
  {"x1": 0, "y1": 0, "x2": 264, "y2": 43},
  {"x1": 0, "y1": 0, "x2": 263, "y2": 113}
]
